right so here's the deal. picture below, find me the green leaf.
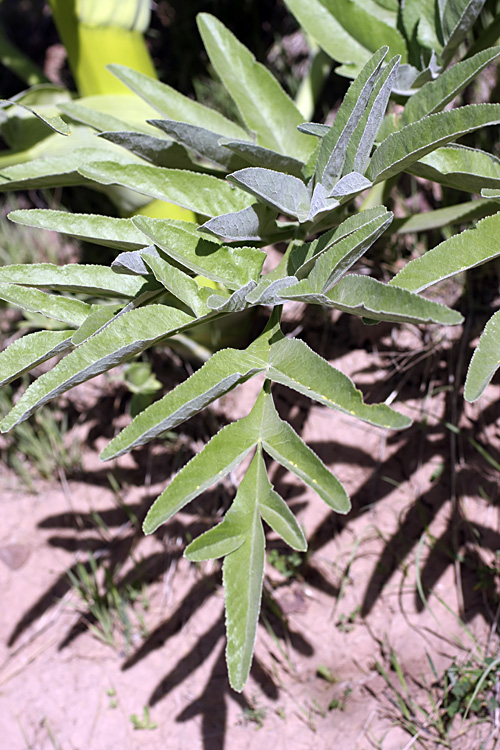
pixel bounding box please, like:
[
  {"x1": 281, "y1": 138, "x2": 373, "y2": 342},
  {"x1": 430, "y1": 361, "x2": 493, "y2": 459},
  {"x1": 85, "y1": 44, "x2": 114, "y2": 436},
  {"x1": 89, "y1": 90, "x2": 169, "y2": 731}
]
[
  {"x1": 108, "y1": 64, "x2": 248, "y2": 140},
  {"x1": 101, "y1": 312, "x2": 402, "y2": 470},
  {"x1": 402, "y1": 47, "x2": 500, "y2": 125},
  {"x1": 99, "y1": 131, "x2": 198, "y2": 170},
  {"x1": 279, "y1": 206, "x2": 389, "y2": 280},
  {"x1": 266, "y1": 337, "x2": 411, "y2": 430},
  {"x1": 308, "y1": 183, "x2": 339, "y2": 222},
  {"x1": 393, "y1": 199, "x2": 496, "y2": 233},
  {"x1": 227, "y1": 168, "x2": 310, "y2": 221},
  {"x1": 222, "y1": 451, "x2": 266, "y2": 692},
  {"x1": 408, "y1": 145, "x2": 500, "y2": 193},
  {"x1": 184, "y1": 521, "x2": 246, "y2": 562},
  {"x1": 8, "y1": 209, "x2": 149, "y2": 251},
  {"x1": 71, "y1": 305, "x2": 123, "y2": 345},
  {"x1": 368, "y1": 105, "x2": 500, "y2": 183},
  {"x1": 133, "y1": 217, "x2": 265, "y2": 289},
  {"x1": 0, "y1": 263, "x2": 149, "y2": 298},
  {"x1": 373, "y1": 0, "x2": 399, "y2": 12},
  {"x1": 186, "y1": 446, "x2": 306, "y2": 557},
  {"x1": 285, "y1": 0, "x2": 371, "y2": 74},
  {"x1": 298, "y1": 122, "x2": 330, "y2": 138},
  {"x1": 325, "y1": 276, "x2": 463, "y2": 325},
  {"x1": 207, "y1": 280, "x2": 255, "y2": 313},
  {"x1": 258, "y1": 486, "x2": 307, "y2": 552},
  {"x1": 78, "y1": 161, "x2": 255, "y2": 217},
  {"x1": 149, "y1": 120, "x2": 246, "y2": 171},
  {"x1": 101, "y1": 347, "x2": 265, "y2": 460},
  {"x1": 316, "y1": 47, "x2": 388, "y2": 189},
  {"x1": 306, "y1": 208, "x2": 393, "y2": 291},
  {"x1": 245, "y1": 277, "x2": 298, "y2": 306},
  {"x1": 140, "y1": 251, "x2": 213, "y2": 317},
  {"x1": 402, "y1": 0, "x2": 434, "y2": 50},
  {"x1": 59, "y1": 100, "x2": 152, "y2": 134},
  {"x1": 464, "y1": 310, "x2": 500, "y2": 402},
  {"x1": 0, "y1": 148, "x2": 133, "y2": 191},
  {"x1": 322, "y1": 0, "x2": 407, "y2": 59},
  {"x1": 284, "y1": 0, "x2": 406, "y2": 76},
  {"x1": 390, "y1": 212, "x2": 500, "y2": 292},
  {"x1": 219, "y1": 139, "x2": 306, "y2": 178},
  {"x1": 200, "y1": 204, "x2": 281, "y2": 242},
  {"x1": 0, "y1": 330, "x2": 73, "y2": 387},
  {"x1": 0, "y1": 282, "x2": 91, "y2": 327},
  {"x1": 0, "y1": 305, "x2": 194, "y2": 431},
  {"x1": 142, "y1": 376, "x2": 350, "y2": 531},
  {"x1": 344, "y1": 55, "x2": 400, "y2": 177},
  {"x1": 142, "y1": 416, "x2": 259, "y2": 533},
  {"x1": 414, "y1": 0, "x2": 443, "y2": 53},
  {"x1": 330, "y1": 171, "x2": 372, "y2": 198},
  {"x1": 283, "y1": 274, "x2": 464, "y2": 325},
  {"x1": 111, "y1": 249, "x2": 155, "y2": 276},
  {"x1": 0, "y1": 98, "x2": 70, "y2": 135},
  {"x1": 260, "y1": 387, "x2": 350, "y2": 513},
  {"x1": 59, "y1": 93, "x2": 160, "y2": 132},
  {"x1": 440, "y1": 0, "x2": 486, "y2": 53},
  {"x1": 392, "y1": 64, "x2": 420, "y2": 97},
  {"x1": 197, "y1": 13, "x2": 314, "y2": 161}
]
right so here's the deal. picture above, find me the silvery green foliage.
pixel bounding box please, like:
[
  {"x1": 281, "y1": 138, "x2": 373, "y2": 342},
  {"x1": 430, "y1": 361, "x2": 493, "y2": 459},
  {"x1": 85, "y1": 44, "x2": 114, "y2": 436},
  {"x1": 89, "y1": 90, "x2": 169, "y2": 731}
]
[
  {"x1": 1, "y1": 18, "x2": 500, "y2": 690},
  {"x1": 284, "y1": 0, "x2": 494, "y2": 93}
]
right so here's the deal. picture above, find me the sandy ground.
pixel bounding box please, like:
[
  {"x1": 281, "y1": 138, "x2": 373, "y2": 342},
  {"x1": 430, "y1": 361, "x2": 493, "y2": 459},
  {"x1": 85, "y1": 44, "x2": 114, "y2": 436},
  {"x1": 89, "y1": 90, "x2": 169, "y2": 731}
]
[{"x1": 1, "y1": 316, "x2": 500, "y2": 750}]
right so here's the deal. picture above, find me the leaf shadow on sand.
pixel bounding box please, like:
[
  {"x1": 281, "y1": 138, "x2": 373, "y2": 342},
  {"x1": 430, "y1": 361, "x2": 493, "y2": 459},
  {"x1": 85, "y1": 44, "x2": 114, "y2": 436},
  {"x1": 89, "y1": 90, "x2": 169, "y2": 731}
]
[{"x1": 6, "y1": 295, "x2": 500, "y2": 749}]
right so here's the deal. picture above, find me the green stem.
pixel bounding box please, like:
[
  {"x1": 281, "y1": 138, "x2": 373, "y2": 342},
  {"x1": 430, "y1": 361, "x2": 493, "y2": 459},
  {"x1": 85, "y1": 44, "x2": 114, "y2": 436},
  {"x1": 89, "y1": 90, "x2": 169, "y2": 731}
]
[
  {"x1": 0, "y1": 28, "x2": 49, "y2": 86},
  {"x1": 295, "y1": 42, "x2": 332, "y2": 121}
]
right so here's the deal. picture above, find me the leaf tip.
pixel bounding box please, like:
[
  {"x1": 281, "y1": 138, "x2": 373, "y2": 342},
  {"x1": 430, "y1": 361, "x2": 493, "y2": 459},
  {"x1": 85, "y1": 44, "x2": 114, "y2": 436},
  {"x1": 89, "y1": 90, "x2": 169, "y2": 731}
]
[
  {"x1": 142, "y1": 514, "x2": 157, "y2": 536},
  {"x1": 99, "y1": 444, "x2": 114, "y2": 462}
]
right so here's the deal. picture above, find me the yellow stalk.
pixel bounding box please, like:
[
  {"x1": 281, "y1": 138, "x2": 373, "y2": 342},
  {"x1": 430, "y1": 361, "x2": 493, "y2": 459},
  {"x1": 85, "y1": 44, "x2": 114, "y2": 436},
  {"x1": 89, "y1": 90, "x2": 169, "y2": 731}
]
[{"x1": 47, "y1": 0, "x2": 156, "y2": 96}]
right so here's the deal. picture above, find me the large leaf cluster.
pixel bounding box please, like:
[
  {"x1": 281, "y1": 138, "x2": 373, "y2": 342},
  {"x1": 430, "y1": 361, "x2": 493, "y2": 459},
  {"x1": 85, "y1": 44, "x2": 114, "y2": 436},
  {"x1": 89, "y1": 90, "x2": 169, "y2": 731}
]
[
  {"x1": 284, "y1": 0, "x2": 498, "y2": 91},
  {"x1": 1, "y1": 14, "x2": 500, "y2": 689}
]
